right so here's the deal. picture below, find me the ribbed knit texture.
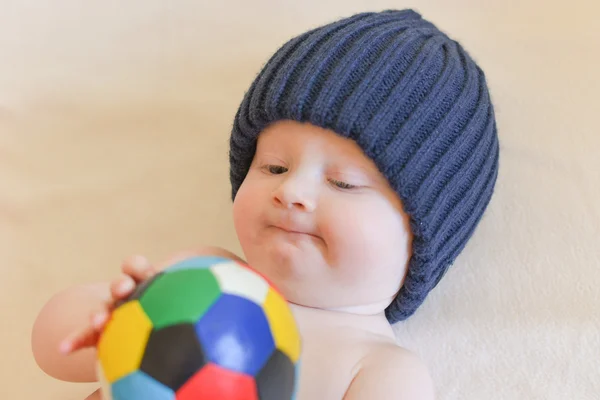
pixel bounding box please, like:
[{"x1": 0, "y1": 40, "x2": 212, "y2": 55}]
[{"x1": 229, "y1": 9, "x2": 500, "y2": 323}]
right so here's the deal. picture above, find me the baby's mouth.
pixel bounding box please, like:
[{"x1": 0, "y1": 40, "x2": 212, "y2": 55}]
[{"x1": 270, "y1": 224, "x2": 321, "y2": 241}]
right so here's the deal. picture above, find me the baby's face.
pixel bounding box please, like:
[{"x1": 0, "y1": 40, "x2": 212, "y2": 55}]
[{"x1": 232, "y1": 120, "x2": 413, "y2": 313}]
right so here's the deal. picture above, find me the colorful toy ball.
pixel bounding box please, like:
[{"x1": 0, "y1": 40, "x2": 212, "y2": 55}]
[{"x1": 96, "y1": 255, "x2": 302, "y2": 400}]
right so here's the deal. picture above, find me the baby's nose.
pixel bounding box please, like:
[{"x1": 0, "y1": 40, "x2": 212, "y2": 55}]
[{"x1": 272, "y1": 176, "x2": 317, "y2": 212}]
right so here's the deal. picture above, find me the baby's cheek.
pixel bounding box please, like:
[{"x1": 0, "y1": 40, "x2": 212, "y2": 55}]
[
  {"x1": 232, "y1": 185, "x2": 259, "y2": 240},
  {"x1": 320, "y1": 207, "x2": 374, "y2": 269},
  {"x1": 330, "y1": 203, "x2": 402, "y2": 265}
]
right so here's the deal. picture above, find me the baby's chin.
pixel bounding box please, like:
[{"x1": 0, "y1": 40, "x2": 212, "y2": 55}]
[
  {"x1": 253, "y1": 227, "x2": 325, "y2": 267},
  {"x1": 242, "y1": 239, "x2": 325, "y2": 289},
  {"x1": 245, "y1": 248, "x2": 393, "y2": 313},
  {"x1": 251, "y1": 242, "x2": 319, "y2": 281}
]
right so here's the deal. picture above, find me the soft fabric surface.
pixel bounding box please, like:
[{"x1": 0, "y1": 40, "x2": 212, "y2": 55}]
[{"x1": 2, "y1": 1, "x2": 598, "y2": 399}]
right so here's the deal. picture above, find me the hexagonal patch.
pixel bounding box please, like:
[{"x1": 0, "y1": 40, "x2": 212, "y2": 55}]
[
  {"x1": 233, "y1": 261, "x2": 285, "y2": 297},
  {"x1": 210, "y1": 261, "x2": 269, "y2": 306},
  {"x1": 262, "y1": 288, "x2": 301, "y2": 363},
  {"x1": 176, "y1": 364, "x2": 258, "y2": 400},
  {"x1": 140, "y1": 323, "x2": 207, "y2": 392},
  {"x1": 139, "y1": 268, "x2": 221, "y2": 329},
  {"x1": 256, "y1": 349, "x2": 297, "y2": 400},
  {"x1": 97, "y1": 300, "x2": 153, "y2": 383},
  {"x1": 111, "y1": 370, "x2": 175, "y2": 400},
  {"x1": 194, "y1": 294, "x2": 275, "y2": 376}
]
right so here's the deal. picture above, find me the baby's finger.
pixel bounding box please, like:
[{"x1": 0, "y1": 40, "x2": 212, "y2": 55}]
[
  {"x1": 121, "y1": 255, "x2": 156, "y2": 282},
  {"x1": 59, "y1": 326, "x2": 101, "y2": 354},
  {"x1": 109, "y1": 274, "x2": 136, "y2": 301},
  {"x1": 90, "y1": 308, "x2": 111, "y2": 330}
]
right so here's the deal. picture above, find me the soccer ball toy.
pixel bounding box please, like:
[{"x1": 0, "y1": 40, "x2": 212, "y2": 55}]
[{"x1": 96, "y1": 255, "x2": 302, "y2": 400}]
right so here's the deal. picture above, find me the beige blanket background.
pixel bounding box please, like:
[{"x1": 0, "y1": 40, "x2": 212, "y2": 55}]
[{"x1": 2, "y1": 1, "x2": 598, "y2": 398}]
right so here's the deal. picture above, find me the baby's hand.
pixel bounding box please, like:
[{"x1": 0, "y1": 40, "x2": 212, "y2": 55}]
[{"x1": 59, "y1": 255, "x2": 157, "y2": 355}]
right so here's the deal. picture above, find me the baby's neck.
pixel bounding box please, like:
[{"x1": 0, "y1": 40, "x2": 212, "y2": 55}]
[{"x1": 289, "y1": 302, "x2": 397, "y2": 340}]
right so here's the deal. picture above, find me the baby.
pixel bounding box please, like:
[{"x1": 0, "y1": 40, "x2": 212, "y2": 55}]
[{"x1": 31, "y1": 9, "x2": 499, "y2": 400}]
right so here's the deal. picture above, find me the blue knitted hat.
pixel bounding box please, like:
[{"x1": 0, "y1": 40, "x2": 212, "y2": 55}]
[{"x1": 229, "y1": 9, "x2": 499, "y2": 323}]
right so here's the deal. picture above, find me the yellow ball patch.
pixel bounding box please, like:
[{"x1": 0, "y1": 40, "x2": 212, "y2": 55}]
[
  {"x1": 263, "y1": 288, "x2": 301, "y2": 363},
  {"x1": 97, "y1": 300, "x2": 153, "y2": 383}
]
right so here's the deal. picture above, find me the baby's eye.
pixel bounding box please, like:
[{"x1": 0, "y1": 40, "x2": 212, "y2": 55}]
[
  {"x1": 330, "y1": 179, "x2": 357, "y2": 190},
  {"x1": 265, "y1": 165, "x2": 288, "y2": 174}
]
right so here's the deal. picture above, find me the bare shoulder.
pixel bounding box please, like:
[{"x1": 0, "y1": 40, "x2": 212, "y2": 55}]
[{"x1": 344, "y1": 342, "x2": 436, "y2": 400}]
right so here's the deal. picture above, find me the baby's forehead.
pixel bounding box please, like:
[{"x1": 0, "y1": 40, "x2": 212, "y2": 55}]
[{"x1": 256, "y1": 120, "x2": 373, "y2": 164}]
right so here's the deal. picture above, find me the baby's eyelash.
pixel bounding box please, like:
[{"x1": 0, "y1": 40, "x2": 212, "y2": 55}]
[
  {"x1": 263, "y1": 164, "x2": 288, "y2": 174},
  {"x1": 329, "y1": 179, "x2": 357, "y2": 190},
  {"x1": 262, "y1": 164, "x2": 358, "y2": 190}
]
